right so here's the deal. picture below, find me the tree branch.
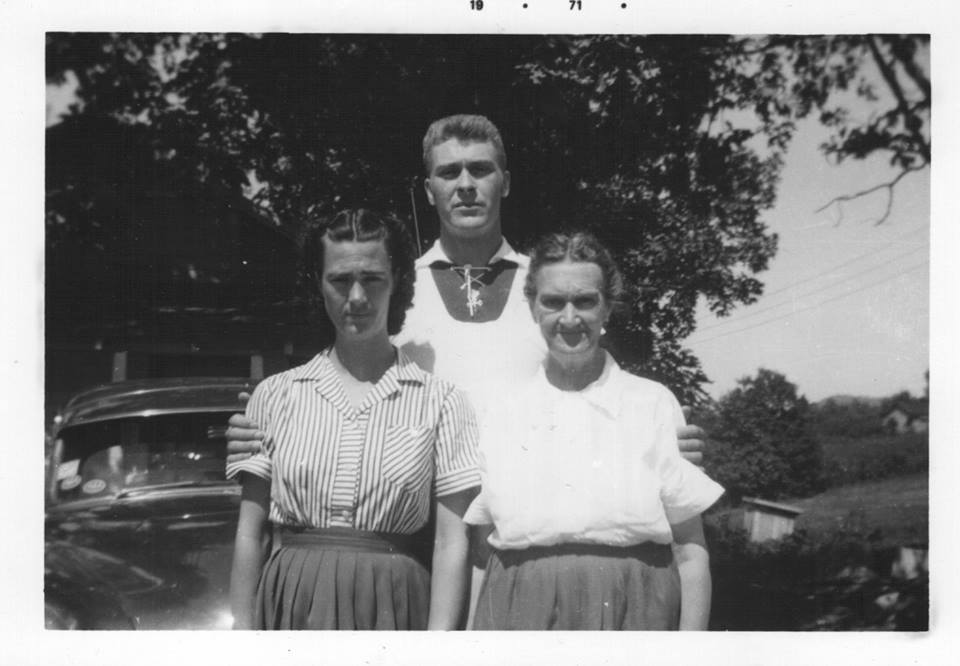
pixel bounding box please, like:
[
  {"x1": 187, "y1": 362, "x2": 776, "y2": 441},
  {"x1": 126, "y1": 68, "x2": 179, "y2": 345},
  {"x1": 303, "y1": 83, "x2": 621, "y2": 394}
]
[
  {"x1": 867, "y1": 36, "x2": 930, "y2": 165},
  {"x1": 887, "y1": 35, "x2": 930, "y2": 101},
  {"x1": 814, "y1": 165, "x2": 925, "y2": 224}
]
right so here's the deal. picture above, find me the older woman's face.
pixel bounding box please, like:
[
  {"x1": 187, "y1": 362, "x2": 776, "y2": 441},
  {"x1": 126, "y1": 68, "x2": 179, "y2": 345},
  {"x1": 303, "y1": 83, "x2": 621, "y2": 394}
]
[
  {"x1": 320, "y1": 237, "x2": 394, "y2": 342},
  {"x1": 530, "y1": 260, "x2": 611, "y2": 362}
]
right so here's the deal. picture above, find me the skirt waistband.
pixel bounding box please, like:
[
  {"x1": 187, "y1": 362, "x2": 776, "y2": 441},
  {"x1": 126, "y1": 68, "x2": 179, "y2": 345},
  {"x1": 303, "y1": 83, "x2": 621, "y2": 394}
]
[
  {"x1": 493, "y1": 541, "x2": 674, "y2": 567},
  {"x1": 278, "y1": 526, "x2": 416, "y2": 556}
]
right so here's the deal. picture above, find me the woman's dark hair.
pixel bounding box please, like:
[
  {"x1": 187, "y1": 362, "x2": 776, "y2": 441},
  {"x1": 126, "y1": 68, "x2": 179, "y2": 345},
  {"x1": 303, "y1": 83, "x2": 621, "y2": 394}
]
[
  {"x1": 523, "y1": 232, "x2": 625, "y2": 311},
  {"x1": 303, "y1": 208, "x2": 417, "y2": 336}
]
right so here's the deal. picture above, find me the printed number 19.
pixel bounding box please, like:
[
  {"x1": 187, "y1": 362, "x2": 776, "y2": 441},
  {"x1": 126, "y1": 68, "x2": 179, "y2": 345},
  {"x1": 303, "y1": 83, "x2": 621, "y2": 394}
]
[
  {"x1": 570, "y1": 0, "x2": 581, "y2": 8},
  {"x1": 470, "y1": 0, "x2": 483, "y2": 9}
]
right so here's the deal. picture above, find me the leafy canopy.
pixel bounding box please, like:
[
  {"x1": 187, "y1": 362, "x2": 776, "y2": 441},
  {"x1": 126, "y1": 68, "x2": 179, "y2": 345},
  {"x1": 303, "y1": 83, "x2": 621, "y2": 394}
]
[
  {"x1": 706, "y1": 368, "x2": 825, "y2": 500},
  {"x1": 47, "y1": 34, "x2": 924, "y2": 401}
]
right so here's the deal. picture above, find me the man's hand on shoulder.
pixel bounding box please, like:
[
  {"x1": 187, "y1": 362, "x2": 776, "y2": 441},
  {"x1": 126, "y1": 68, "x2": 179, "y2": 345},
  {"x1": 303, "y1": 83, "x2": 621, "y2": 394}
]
[
  {"x1": 678, "y1": 406, "x2": 707, "y2": 467},
  {"x1": 226, "y1": 394, "x2": 265, "y2": 463}
]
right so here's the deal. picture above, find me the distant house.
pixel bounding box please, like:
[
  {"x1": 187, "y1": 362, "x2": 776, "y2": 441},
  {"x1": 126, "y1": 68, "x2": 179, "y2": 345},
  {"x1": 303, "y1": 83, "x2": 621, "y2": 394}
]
[{"x1": 881, "y1": 399, "x2": 929, "y2": 434}]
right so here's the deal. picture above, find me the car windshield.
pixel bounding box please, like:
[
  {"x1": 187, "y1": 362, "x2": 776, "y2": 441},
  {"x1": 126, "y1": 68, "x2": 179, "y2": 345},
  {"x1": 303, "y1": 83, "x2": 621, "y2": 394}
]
[{"x1": 52, "y1": 413, "x2": 235, "y2": 504}]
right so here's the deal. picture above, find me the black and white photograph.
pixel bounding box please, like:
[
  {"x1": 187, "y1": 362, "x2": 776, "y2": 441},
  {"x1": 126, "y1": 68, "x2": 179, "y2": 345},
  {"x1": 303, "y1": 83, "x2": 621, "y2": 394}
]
[{"x1": 3, "y1": 1, "x2": 956, "y2": 664}]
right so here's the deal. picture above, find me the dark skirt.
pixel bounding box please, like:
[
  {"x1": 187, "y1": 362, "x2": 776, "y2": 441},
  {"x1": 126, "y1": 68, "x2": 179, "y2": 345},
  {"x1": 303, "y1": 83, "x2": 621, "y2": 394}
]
[
  {"x1": 255, "y1": 527, "x2": 430, "y2": 630},
  {"x1": 472, "y1": 542, "x2": 680, "y2": 630}
]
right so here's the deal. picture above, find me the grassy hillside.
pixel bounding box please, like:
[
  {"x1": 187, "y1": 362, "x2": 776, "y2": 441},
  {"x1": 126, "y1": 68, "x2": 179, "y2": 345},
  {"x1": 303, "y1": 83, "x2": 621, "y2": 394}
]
[
  {"x1": 820, "y1": 432, "x2": 928, "y2": 487},
  {"x1": 707, "y1": 472, "x2": 928, "y2": 545},
  {"x1": 706, "y1": 472, "x2": 928, "y2": 630},
  {"x1": 792, "y1": 472, "x2": 928, "y2": 544}
]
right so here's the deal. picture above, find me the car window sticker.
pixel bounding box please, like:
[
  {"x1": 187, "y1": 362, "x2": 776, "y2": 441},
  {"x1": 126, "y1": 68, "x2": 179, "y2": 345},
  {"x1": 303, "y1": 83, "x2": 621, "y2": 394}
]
[
  {"x1": 56, "y1": 458, "x2": 80, "y2": 480},
  {"x1": 60, "y1": 475, "x2": 82, "y2": 491},
  {"x1": 82, "y1": 479, "x2": 107, "y2": 494}
]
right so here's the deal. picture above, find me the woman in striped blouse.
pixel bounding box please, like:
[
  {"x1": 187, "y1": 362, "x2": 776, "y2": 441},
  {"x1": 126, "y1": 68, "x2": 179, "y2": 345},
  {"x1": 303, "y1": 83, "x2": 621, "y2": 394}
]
[{"x1": 228, "y1": 209, "x2": 481, "y2": 630}]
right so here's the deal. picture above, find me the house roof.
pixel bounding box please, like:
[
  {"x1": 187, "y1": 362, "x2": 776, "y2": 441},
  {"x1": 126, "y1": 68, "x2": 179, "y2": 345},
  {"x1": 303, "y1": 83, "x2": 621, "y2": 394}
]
[
  {"x1": 883, "y1": 398, "x2": 929, "y2": 419},
  {"x1": 741, "y1": 497, "x2": 804, "y2": 517}
]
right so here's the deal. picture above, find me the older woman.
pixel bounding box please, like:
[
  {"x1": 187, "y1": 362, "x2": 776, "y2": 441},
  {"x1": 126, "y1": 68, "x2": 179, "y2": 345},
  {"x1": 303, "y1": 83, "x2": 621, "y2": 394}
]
[
  {"x1": 466, "y1": 232, "x2": 723, "y2": 630},
  {"x1": 228, "y1": 209, "x2": 480, "y2": 630}
]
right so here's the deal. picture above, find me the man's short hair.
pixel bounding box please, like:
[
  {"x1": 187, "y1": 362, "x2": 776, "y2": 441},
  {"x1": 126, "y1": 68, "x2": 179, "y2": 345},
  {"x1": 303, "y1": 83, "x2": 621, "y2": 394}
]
[{"x1": 422, "y1": 114, "x2": 507, "y2": 173}]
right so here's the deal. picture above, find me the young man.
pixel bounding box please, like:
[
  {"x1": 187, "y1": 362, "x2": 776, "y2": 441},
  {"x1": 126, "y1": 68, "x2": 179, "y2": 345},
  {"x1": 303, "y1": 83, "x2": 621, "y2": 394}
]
[{"x1": 227, "y1": 114, "x2": 707, "y2": 462}]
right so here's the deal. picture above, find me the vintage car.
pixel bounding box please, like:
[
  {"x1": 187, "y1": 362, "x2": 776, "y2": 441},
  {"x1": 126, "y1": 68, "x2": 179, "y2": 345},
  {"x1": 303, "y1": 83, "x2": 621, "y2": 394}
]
[{"x1": 45, "y1": 377, "x2": 256, "y2": 630}]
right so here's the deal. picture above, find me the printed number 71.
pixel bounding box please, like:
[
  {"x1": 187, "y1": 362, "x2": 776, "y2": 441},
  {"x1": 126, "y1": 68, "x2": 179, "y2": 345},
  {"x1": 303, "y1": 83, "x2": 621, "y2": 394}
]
[{"x1": 570, "y1": 0, "x2": 582, "y2": 8}]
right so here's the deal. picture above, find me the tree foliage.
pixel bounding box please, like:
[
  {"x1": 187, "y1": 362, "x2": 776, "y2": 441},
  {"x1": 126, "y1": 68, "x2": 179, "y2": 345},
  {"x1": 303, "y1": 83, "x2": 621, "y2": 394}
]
[
  {"x1": 52, "y1": 34, "x2": 918, "y2": 401},
  {"x1": 808, "y1": 398, "x2": 885, "y2": 438},
  {"x1": 705, "y1": 368, "x2": 825, "y2": 500},
  {"x1": 736, "y1": 34, "x2": 930, "y2": 223}
]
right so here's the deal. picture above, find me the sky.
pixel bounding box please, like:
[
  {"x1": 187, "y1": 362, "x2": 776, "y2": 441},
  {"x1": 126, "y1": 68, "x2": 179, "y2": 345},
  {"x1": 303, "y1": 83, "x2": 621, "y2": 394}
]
[{"x1": 687, "y1": 116, "x2": 930, "y2": 403}]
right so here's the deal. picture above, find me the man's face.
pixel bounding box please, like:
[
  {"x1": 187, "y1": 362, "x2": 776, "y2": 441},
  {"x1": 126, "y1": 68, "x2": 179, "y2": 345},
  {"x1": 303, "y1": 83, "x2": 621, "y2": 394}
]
[{"x1": 424, "y1": 139, "x2": 511, "y2": 240}]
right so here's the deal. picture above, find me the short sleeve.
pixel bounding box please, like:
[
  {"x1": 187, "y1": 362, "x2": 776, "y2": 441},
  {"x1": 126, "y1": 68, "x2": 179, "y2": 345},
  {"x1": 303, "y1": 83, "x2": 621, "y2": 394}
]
[
  {"x1": 224, "y1": 376, "x2": 276, "y2": 482},
  {"x1": 462, "y1": 488, "x2": 492, "y2": 525},
  {"x1": 432, "y1": 385, "x2": 481, "y2": 497},
  {"x1": 652, "y1": 390, "x2": 724, "y2": 525},
  {"x1": 669, "y1": 391, "x2": 687, "y2": 429}
]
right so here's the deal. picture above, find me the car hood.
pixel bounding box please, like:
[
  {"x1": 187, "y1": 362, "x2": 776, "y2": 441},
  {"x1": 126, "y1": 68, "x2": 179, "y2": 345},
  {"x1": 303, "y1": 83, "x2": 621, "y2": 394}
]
[{"x1": 45, "y1": 485, "x2": 240, "y2": 630}]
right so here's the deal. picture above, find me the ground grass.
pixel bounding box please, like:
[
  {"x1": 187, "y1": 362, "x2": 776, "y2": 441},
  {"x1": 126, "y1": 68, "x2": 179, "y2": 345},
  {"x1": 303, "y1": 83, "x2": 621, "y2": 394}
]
[
  {"x1": 704, "y1": 434, "x2": 929, "y2": 630},
  {"x1": 791, "y1": 472, "x2": 928, "y2": 545},
  {"x1": 706, "y1": 472, "x2": 929, "y2": 546},
  {"x1": 706, "y1": 431, "x2": 929, "y2": 543},
  {"x1": 819, "y1": 432, "x2": 928, "y2": 486},
  {"x1": 706, "y1": 473, "x2": 929, "y2": 630}
]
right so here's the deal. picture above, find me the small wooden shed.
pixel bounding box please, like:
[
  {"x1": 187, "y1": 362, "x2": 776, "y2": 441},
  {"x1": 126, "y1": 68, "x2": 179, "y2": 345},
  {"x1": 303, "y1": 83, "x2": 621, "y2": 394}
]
[{"x1": 741, "y1": 497, "x2": 804, "y2": 542}]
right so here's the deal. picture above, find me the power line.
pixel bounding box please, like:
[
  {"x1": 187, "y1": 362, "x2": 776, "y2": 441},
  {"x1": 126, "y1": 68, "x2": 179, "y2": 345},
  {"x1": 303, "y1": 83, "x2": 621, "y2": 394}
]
[
  {"x1": 694, "y1": 244, "x2": 927, "y2": 335},
  {"x1": 755, "y1": 226, "x2": 927, "y2": 302},
  {"x1": 689, "y1": 261, "x2": 927, "y2": 345},
  {"x1": 686, "y1": 262, "x2": 927, "y2": 346}
]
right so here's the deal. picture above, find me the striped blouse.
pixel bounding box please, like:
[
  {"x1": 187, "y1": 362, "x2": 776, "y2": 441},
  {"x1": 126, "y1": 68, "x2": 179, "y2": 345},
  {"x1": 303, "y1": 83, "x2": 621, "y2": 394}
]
[{"x1": 225, "y1": 348, "x2": 481, "y2": 534}]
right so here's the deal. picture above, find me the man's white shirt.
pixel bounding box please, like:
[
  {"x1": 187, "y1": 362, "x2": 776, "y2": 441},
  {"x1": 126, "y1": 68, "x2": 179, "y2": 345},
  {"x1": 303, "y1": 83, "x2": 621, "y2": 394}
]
[{"x1": 393, "y1": 238, "x2": 547, "y2": 423}]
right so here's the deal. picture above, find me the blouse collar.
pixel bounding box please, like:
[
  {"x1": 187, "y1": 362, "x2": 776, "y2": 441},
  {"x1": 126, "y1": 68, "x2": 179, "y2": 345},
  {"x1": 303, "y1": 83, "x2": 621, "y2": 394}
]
[
  {"x1": 534, "y1": 351, "x2": 624, "y2": 418},
  {"x1": 290, "y1": 347, "x2": 426, "y2": 401},
  {"x1": 415, "y1": 237, "x2": 528, "y2": 269}
]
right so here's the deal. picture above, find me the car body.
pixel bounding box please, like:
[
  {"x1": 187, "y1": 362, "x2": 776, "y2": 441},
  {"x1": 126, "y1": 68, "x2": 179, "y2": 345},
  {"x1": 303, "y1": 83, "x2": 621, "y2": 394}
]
[{"x1": 45, "y1": 377, "x2": 256, "y2": 630}]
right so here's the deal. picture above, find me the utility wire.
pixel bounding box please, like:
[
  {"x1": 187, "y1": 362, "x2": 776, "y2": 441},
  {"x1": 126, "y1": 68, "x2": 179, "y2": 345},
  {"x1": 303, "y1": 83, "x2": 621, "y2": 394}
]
[
  {"x1": 753, "y1": 226, "x2": 927, "y2": 303},
  {"x1": 695, "y1": 244, "x2": 927, "y2": 334},
  {"x1": 687, "y1": 262, "x2": 927, "y2": 346}
]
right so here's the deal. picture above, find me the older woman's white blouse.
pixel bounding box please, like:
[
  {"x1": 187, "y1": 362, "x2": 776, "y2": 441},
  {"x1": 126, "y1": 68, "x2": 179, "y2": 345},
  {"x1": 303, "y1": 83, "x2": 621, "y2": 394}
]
[{"x1": 464, "y1": 352, "x2": 723, "y2": 550}]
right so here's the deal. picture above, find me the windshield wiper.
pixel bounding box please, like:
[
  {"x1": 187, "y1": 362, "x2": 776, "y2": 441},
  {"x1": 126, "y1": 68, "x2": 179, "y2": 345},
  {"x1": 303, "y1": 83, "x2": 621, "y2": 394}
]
[{"x1": 113, "y1": 479, "x2": 232, "y2": 499}]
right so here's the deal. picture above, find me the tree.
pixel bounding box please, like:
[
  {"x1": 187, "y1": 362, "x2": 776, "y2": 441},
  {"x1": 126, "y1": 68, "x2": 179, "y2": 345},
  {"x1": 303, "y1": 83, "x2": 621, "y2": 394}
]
[
  {"x1": 879, "y1": 389, "x2": 916, "y2": 416},
  {"x1": 706, "y1": 369, "x2": 824, "y2": 500},
  {"x1": 735, "y1": 35, "x2": 930, "y2": 223},
  {"x1": 808, "y1": 398, "x2": 884, "y2": 439},
  {"x1": 47, "y1": 34, "x2": 800, "y2": 402}
]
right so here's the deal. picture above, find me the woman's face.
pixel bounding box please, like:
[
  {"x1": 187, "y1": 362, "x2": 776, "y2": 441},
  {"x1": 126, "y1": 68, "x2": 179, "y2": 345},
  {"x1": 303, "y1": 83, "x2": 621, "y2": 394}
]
[
  {"x1": 320, "y1": 237, "x2": 394, "y2": 343},
  {"x1": 530, "y1": 260, "x2": 611, "y2": 363}
]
